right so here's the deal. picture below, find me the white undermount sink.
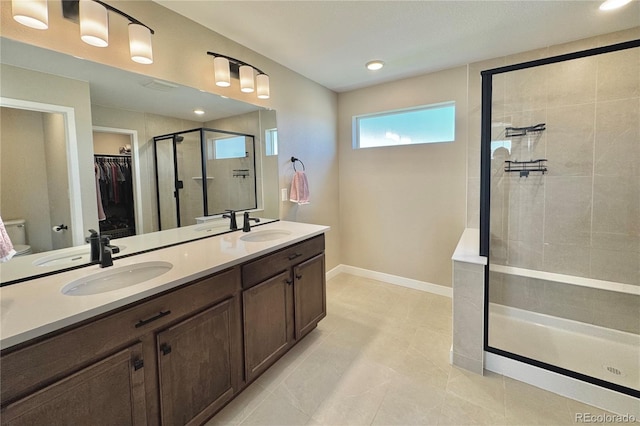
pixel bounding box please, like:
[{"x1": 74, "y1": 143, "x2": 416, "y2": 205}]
[
  {"x1": 61, "y1": 261, "x2": 173, "y2": 296},
  {"x1": 240, "y1": 229, "x2": 292, "y2": 242},
  {"x1": 33, "y1": 245, "x2": 126, "y2": 267}
]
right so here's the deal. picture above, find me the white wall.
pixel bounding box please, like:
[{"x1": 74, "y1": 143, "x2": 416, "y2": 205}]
[{"x1": 338, "y1": 66, "x2": 469, "y2": 288}]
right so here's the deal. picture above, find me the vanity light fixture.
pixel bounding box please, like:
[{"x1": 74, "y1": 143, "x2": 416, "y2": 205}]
[
  {"x1": 366, "y1": 60, "x2": 384, "y2": 71},
  {"x1": 12, "y1": 0, "x2": 49, "y2": 29},
  {"x1": 12, "y1": 0, "x2": 155, "y2": 64},
  {"x1": 207, "y1": 52, "x2": 270, "y2": 99},
  {"x1": 79, "y1": 0, "x2": 108, "y2": 47},
  {"x1": 599, "y1": 0, "x2": 632, "y2": 9}
]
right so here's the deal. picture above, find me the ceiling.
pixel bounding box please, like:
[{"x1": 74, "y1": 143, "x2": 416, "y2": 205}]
[{"x1": 154, "y1": 0, "x2": 640, "y2": 92}]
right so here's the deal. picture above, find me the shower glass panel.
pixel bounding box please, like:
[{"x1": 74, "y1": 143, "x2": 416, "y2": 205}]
[
  {"x1": 176, "y1": 130, "x2": 205, "y2": 228},
  {"x1": 481, "y1": 40, "x2": 640, "y2": 398},
  {"x1": 204, "y1": 130, "x2": 257, "y2": 215},
  {"x1": 155, "y1": 137, "x2": 178, "y2": 231}
]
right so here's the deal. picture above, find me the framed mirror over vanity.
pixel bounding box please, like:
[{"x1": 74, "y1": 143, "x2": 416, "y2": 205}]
[{"x1": 0, "y1": 38, "x2": 280, "y2": 285}]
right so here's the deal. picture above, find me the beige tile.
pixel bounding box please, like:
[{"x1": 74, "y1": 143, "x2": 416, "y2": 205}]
[
  {"x1": 504, "y1": 377, "x2": 575, "y2": 425},
  {"x1": 504, "y1": 49, "x2": 549, "y2": 113},
  {"x1": 446, "y1": 368, "x2": 506, "y2": 416},
  {"x1": 274, "y1": 328, "x2": 365, "y2": 415},
  {"x1": 592, "y1": 175, "x2": 640, "y2": 249},
  {"x1": 507, "y1": 240, "x2": 544, "y2": 270},
  {"x1": 590, "y1": 247, "x2": 640, "y2": 285},
  {"x1": 439, "y1": 392, "x2": 510, "y2": 425},
  {"x1": 309, "y1": 357, "x2": 394, "y2": 426},
  {"x1": 542, "y1": 243, "x2": 591, "y2": 277},
  {"x1": 597, "y1": 47, "x2": 640, "y2": 102},
  {"x1": 239, "y1": 390, "x2": 310, "y2": 426},
  {"x1": 394, "y1": 346, "x2": 451, "y2": 390},
  {"x1": 371, "y1": 374, "x2": 445, "y2": 425},
  {"x1": 543, "y1": 176, "x2": 593, "y2": 246},
  {"x1": 546, "y1": 56, "x2": 598, "y2": 108},
  {"x1": 546, "y1": 103, "x2": 595, "y2": 177},
  {"x1": 205, "y1": 382, "x2": 270, "y2": 426},
  {"x1": 255, "y1": 328, "x2": 327, "y2": 392},
  {"x1": 507, "y1": 176, "x2": 545, "y2": 244},
  {"x1": 410, "y1": 326, "x2": 453, "y2": 372},
  {"x1": 594, "y1": 98, "x2": 640, "y2": 177}
]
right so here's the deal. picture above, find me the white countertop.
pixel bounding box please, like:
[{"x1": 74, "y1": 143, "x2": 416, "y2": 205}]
[
  {"x1": 0, "y1": 215, "x2": 277, "y2": 284},
  {"x1": 451, "y1": 228, "x2": 487, "y2": 265},
  {"x1": 0, "y1": 221, "x2": 329, "y2": 350}
]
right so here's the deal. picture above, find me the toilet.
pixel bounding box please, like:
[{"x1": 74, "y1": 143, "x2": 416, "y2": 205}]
[{"x1": 5, "y1": 219, "x2": 32, "y2": 256}]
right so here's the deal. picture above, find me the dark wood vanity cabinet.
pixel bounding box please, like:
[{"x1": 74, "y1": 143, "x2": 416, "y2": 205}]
[
  {"x1": 242, "y1": 235, "x2": 326, "y2": 382},
  {"x1": 0, "y1": 233, "x2": 326, "y2": 426},
  {"x1": 0, "y1": 267, "x2": 242, "y2": 426},
  {"x1": 157, "y1": 297, "x2": 240, "y2": 426},
  {"x1": 1, "y1": 343, "x2": 147, "y2": 426}
]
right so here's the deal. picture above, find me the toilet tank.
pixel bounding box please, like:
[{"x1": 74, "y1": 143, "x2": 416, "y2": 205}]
[{"x1": 4, "y1": 219, "x2": 27, "y2": 246}]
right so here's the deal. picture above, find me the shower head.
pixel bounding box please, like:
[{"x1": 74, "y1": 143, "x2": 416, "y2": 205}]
[{"x1": 174, "y1": 135, "x2": 184, "y2": 143}]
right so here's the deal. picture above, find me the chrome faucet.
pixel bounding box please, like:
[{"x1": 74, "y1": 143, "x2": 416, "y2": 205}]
[
  {"x1": 242, "y1": 212, "x2": 260, "y2": 232},
  {"x1": 223, "y1": 210, "x2": 238, "y2": 230},
  {"x1": 99, "y1": 235, "x2": 120, "y2": 268}
]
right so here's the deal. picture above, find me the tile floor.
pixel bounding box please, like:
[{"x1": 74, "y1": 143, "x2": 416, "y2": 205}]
[{"x1": 206, "y1": 273, "x2": 617, "y2": 426}]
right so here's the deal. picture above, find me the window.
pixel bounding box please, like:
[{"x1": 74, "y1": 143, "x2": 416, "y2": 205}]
[
  {"x1": 265, "y1": 128, "x2": 278, "y2": 156},
  {"x1": 207, "y1": 136, "x2": 247, "y2": 160},
  {"x1": 353, "y1": 102, "x2": 455, "y2": 149}
]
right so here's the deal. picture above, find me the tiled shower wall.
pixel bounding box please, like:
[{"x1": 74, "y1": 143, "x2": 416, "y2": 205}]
[{"x1": 467, "y1": 28, "x2": 640, "y2": 287}]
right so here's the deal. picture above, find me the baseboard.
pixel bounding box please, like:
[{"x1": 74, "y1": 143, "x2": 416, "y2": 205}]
[{"x1": 327, "y1": 264, "x2": 452, "y2": 298}]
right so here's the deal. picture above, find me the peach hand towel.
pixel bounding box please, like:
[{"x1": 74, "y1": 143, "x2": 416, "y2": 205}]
[
  {"x1": 0, "y1": 216, "x2": 16, "y2": 263},
  {"x1": 289, "y1": 171, "x2": 310, "y2": 205}
]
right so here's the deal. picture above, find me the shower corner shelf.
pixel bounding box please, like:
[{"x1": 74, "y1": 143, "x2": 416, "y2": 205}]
[
  {"x1": 505, "y1": 123, "x2": 546, "y2": 138},
  {"x1": 504, "y1": 159, "x2": 547, "y2": 178}
]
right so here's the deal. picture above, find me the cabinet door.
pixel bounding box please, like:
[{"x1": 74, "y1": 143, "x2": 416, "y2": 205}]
[
  {"x1": 157, "y1": 298, "x2": 237, "y2": 426},
  {"x1": 294, "y1": 253, "x2": 326, "y2": 340},
  {"x1": 243, "y1": 270, "x2": 293, "y2": 382},
  {"x1": 1, "y1": 343, "x2": 146, "y2": 426}
]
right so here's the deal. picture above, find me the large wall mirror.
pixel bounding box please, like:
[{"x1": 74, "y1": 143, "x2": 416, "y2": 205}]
[{"x1": 0, "y1": 38, "x2": 279, "y2": 284}]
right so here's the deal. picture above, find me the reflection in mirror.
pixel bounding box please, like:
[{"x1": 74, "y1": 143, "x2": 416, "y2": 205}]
[
  {"x1": 0, "y1": 37, "x2": 279, "y2": 285},
  {"x1": 153, "y1": 128, "x2": 258, "y2": 231}
]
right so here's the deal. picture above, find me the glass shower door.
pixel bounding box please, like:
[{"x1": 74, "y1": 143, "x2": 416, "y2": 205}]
[
  {"x1": 155, "y1": 137, "x2": 178, "y2": 231},
  {"x1": 154, "y1": 130, "x2": 206, "y2": 230},
  {"x1": 175, "y1": 130, "x2": 205, "y2": 228}
]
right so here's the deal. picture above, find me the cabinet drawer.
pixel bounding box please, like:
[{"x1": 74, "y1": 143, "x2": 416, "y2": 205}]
[
  {"x1": 242, "y1": 235, "x2": 325, "y2": 289},
  {"x1": 1, "y1": 267, "x2": 240, "y2": 404}
]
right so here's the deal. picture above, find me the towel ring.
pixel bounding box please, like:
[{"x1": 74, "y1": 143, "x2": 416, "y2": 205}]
[{"x1": 291, "y1": 156, "x2": 306, "y2": 171}]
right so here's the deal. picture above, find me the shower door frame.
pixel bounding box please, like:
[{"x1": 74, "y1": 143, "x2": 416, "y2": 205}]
[{"x1": 479, "y1": 38, "x2": 640, "y2": 399}]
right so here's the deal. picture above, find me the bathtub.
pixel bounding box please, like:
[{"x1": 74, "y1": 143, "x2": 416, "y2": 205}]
[{"x1": 487, "y1": 264, "x2": 640, "y2": 394}]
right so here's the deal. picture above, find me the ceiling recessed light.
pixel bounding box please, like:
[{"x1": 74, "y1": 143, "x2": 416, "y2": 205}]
[
  {"x1": 366, "y1": 60, "x2": 384, "y2": 71},
  {"x1": 599, "y1": 0, "x2": 632, "y2": 10},
  {"x1": 194, "y1": 108, "x2": 205, "y2": 115}
]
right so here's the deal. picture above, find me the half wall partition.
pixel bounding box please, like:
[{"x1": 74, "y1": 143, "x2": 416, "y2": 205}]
[{"x1": 480, "y1": 39, "x2": 640, "y2": 398}]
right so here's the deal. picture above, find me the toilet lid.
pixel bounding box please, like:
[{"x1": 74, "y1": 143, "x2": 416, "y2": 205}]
[{"x1": 13, "y1": 244, "x2": 31, "y2": 255}]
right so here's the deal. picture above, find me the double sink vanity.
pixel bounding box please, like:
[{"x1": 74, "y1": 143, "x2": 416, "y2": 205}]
[{"x1": 0, "y1": 220, "x2": 329, "y2": 425}]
